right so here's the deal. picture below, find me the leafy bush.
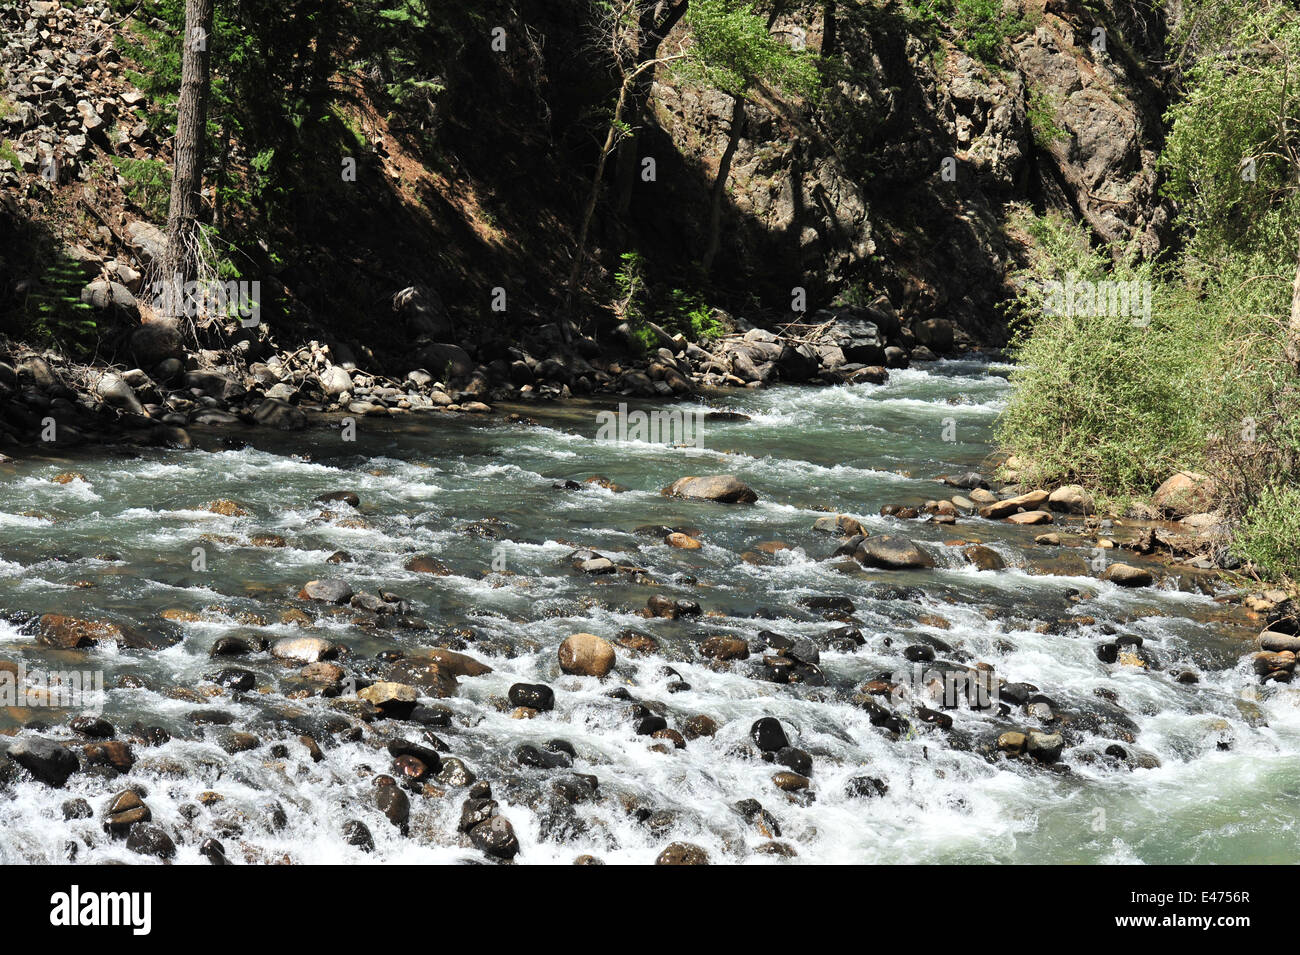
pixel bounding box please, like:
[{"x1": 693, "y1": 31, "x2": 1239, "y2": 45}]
[{"x1": 1235, "y1": 486, "x2": 1300, "y2": 581}]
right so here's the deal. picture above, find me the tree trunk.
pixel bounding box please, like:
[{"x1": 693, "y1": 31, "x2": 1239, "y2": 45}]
[
  {"x1": 701, "y1": 94, "x2": 745, "y2": 276},
  {"x1": 162, "y1": 0, "x2": 214, "y2": 319},
  {"x1": 823, "y1": 0, "x2": 838, "y2": 57}
]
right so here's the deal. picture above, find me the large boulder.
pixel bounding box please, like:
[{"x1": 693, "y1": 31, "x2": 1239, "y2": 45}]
[
  {"x1": 125, "y1": 220, "x2": 166, "y2": 269},
  {"x1": 415, "y1": 343, "x2": 475, "y2": 386},
  {"x1": 1103, "y1": 563, "x2": 1154, "y2": 587},
  {"x1": 1047, "y1": 485, "x2": 1094, "y2": 514},
  {"x1": 319, "y1": 365, "x2": 353, "y2": 398},
  {"x1": 8, "y1": 738, "x2": 80, "y2": 787},
  {"x1": 661, "y1": 474, "x2": 758, "y2": 504},
  {"x1": 1151, "y1": 471, "x2": 1214, "y2": 519},
  {"x1": 92, "y1": 372, "x2": 146, "y2": 416},
  {"x1": 129, "y1": 320, "x2": 186, "y2": 369},
  {"x1": 252, "y1": 398, "x2": 307, "y2": 430}
]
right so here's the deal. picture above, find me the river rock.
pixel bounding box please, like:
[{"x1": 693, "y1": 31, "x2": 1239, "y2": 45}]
[
  {"x1": 751, "y1": 717, "x2": 789, "y2": 752},
  {"x1": 509, "y1": 683, "x2": 554, "y2": 711},
  {"x1": 661, "y1": 474, "x2": 758, "y2": 503},
  {"x1": 1152, "y1": 471, "x2": 1214, "y2": 519},
  {"x1": 979, "y1": 490, "x2": 1049, "y2": 519},
  {"x1": 656, "y1": 841, "x2": 709, "y2": 865},
  {"x1": 1259, "y1": 631, "x2": 1300, "y2": 654},
  {"x1": 1025, "y1": 731, "x2": 1064, "y2": 763},
  {"x1": 319, "y1": 365, "x2": 353, "y2": 398},
  {"x1": 813, "y1": 514, "x2": 865, "y2": 536},
  {"x1": 404, "y1": 555, "x2": 451, "y2": 575},
  {"x1": 343, "y1": 819, "x2": 375, "y2": 852},
  {"x1": 129, "y1": 320, "x2": 186, "y2": 368},
  {"x1": 558, "y1": 633, "x2": 616, "y2": 677},
  {"x1": 357, "y1": 682, "x2": 418, "y2": 716},
  {"x1": 1103, "y1": 563, "x2": 1153, "y2": 587},
  {"x1": 126, "y1": 824, "x2": 176, "y2": 859},
  {"x1": 470, "y1": 815, "x2": 520, "y2": 859},
  {"x1": 252, "y1": 397, "x2": 308, "y2": 430},
  {"x1": 1006, "y1": 509, "x2": 1053, "y2": 525},
  {"x1": 298, "y1": 578, "x2": 353, "y2": 603},
  {"x1": 93, "y1": 372, "x2": 146, "y2": 415},
  {"x1": 8, "y1": 738, "x2": 79, "y2": 786},
  {"x1": 420, "y1": 649, "x2": 492, "y2": 678},
  {"x1": 963, "y1": 544, "x2": 1004, "y2": 570},
  {"x1": 700, "y1": 635, "x2": 749, "y2": 660},
  {"x1": 103, "y1": 789, "x2": 150, "y2": 833},
  {"x1": 37, "y1": 614, "x2": 121, "y2": 648},
  {"x1": 856, "y1": 535, "x2": 934, "y2": 569},
  {"x1": 270, "y1": 636, "x2": 338, "y2": 664},
  {"x1": 1048, "y1": 485, "x2": 1094, "y2": 514}
]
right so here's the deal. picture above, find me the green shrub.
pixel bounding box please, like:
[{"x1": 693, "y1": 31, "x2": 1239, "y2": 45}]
[
  {"x1": 112, "y1": 156, "x2": 171, "y2": 221},
  {"x1": 1235, "y1": 486, "x2": 1300, "y2": 581}
]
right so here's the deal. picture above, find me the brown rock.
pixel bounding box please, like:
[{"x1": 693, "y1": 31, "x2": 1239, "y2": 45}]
[
  {"x1": 558, "y1": 633, "x2": 616, "y2": 678},
  {"x1": 661, "y1": 474, "x2": 758, "y2": 504}
]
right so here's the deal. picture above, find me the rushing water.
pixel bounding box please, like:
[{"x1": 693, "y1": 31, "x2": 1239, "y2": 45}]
[{"x1": 0, "y1": 358, "x2": 1296, "y2": 864}]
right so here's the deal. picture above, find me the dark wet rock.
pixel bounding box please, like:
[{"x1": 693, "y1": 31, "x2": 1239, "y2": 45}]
[
  {"x1": 470, "y1": 815, "x2": 520, "y2": 859},
  {"x1": 187, "y1": 709, "x2": 235, "y2": 726},
  {"x1": 210, "y1": 635, "x2": 259, "y2": 657},
  {"x1": 903, "y1": 644, "x2": 935, "y2": 662},
  {"x1": 37, "y1": 613, "x2": 121, "y2": 649},
  {"x1": 252, "y1": 397, "x2": 307, "y2": 430},
  {"x1": 436, "y1": 757, "x2": 476, "y2": 788},
  {"x1": 632, "y1": 707, "x2": 668, "y2": 736},
  {"x1": 342, "y1": 819, "x2": 375, "y2": 852},
  {"x1": 316, "y1": 490, "x2": 360, "y2": 508},
  {"x1": 459, "y1": 796, "x2": 498, "y2": 832},
  {"x1": 699, "y1": 635, "x2": 749, "y2": 660},
  {"x1": 750, "y1": 717, "x2": 789, "y2": 752},
  {"x1": 200, "y1": 838, "x2": 230, "y2": 865},
  {"x1": 646, "y1": 594, "x2": 679, "y2": 618},
  {"x1": 126, "y1": 823, "x2": 176, "y2": 859},
  {"x1": 515, "y1": 744, "x2": 571, "y2": 770},
  {"x1": 102, "y1": 789, "x2": 150, "y2": 834},
  {"x1": 558, "y1": 632, "x2": 616, "y2": 677},
  {"x1": 404, "y1": 555, "x2": 451, "y2": 575},
  {"x1": 856, "y1": 536, "x2": 935, "y2": 570},
  {"x1": 375, "y1": 777, "x2": 410, "y2": 830},
  {"x1": 8, "y1": 738, "x2": 79, "y2": 786},
  {"x1": 509, "y1": 683, "x2": 554, "y2": 711},
  {"x1": 683, "y1": 715, "x2": 718, "y2": 739},
  {"x1": 734, "y1": 798, "x2": 782, "y2": 837},
  {"x1": 813, "y1": 514, "x2": 866, "y2": 536},
  {"x1": 774, "y1": 746, "x2": 813, "y2": 776},
  {"x1": 82, "y1": 741, "x2": 135, "y2": 773},
  {"x1": 211, "y1": 668, "x2": 256, "y2": 692},
  {"x1": 327, "y1": 550, "x2": 353, "y2": 564},
  {"x1": 799, "y1": 594, "x2": 855, "y2": 616},
  {"x1": 388, "y1": 738, "x2": 443, "y2": 773},
  {"x1": 656, "y1": 841, "x2": 709, "y2": 865},
  {"x1": 70, "y1": 716, "x2": 114, "y2": 738},
  {"x1": 62, "y1": 798, "x2": 92, "y2": 820},
  {"x1": 845, "y1": 775, "x2": 889, "y2": 798},
  {"x1": 298, "y1": 578, "x2": 354, "y2": 603},
  {"x1": 661, "y1": 474, "x2": 758, "y2": 504}
]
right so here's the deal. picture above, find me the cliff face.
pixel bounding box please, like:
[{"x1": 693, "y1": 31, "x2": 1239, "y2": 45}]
[
  {"x1": 0, "y1": 0, "x2": 1174, "y2": 362},
  {"x1": 642, "y1": 0, "x2": 1174, "y2": 347}
]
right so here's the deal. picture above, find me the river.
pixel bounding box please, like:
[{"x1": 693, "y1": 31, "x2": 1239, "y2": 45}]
[{"x1": 0, "y1": 358, "x2": 1296, "y2": 863}]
